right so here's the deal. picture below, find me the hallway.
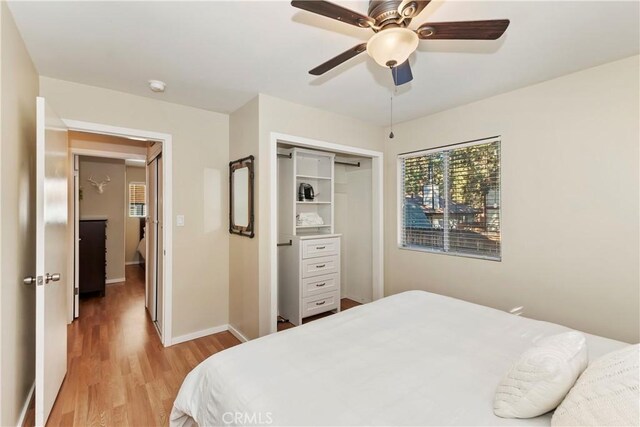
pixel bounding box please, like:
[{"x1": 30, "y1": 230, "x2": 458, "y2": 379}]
[{"x1": 25, "y1": 265, "x2": 240, "y2": 426}]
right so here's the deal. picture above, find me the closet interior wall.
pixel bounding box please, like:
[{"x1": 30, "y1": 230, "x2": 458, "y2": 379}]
[{"x1": 334, "y1": 157, "x2": 373, "y2": 304}]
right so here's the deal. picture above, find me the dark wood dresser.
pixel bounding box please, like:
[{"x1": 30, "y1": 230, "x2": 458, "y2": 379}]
[{"x1": 79, "y1": 219, "x2": 106, "y2": 296}]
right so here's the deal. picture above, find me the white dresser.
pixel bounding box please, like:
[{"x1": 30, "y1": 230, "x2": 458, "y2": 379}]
[{"x1": 278, "y1": 234, "x2": 341, "y2": 326}]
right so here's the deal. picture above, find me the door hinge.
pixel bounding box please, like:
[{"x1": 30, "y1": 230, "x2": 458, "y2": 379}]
[{"x1": 74, "y1": 288, "x2": 79, "y2": 295}]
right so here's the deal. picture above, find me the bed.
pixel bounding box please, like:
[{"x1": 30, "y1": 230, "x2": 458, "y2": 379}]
[
  {"x1": 137, "y1": 218, "x2": 146, "y2": 269},
  {"x1": 170, "y1": 290, "x2": 628, "y2": 426}
]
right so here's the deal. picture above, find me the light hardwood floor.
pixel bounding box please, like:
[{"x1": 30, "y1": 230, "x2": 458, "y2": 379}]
[
  {"x1": 24, "y1": 265, "x2": 241, "y2": 427},
  {"x1": 24, "y1": 266, "x2": 363, "y2": 426}
]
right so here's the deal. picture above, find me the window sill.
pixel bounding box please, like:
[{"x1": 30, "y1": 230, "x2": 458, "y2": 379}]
[{"x1": 397, "y1": 244, "x2": 501, "y2": 262}]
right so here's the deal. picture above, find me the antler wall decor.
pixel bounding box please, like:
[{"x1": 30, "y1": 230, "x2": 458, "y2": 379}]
[{"x1": 88, "y1": 175, "x2": 111, "y2": 194}]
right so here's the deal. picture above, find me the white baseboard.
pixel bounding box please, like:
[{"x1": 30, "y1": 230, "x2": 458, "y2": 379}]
[
  {"x1": 106, "y1": 277, "x2": 126, "y2": 284},
  {"x1": 125, "y1": 261, "x2": 141, "y2": 265},
  {"x1": 16, "y1": 381, "x2": 35, "y2": 427},
  {"x1": 171, "y1": 324, "x2": 229, "y2": 345},
  {"x1": 227, "y1": 324, "x2": 249, "y2": 343}
]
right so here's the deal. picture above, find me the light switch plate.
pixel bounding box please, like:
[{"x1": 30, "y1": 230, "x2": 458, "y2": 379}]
[{"x1": 176, "y1": 215, "x2": 185, "y2": 227}]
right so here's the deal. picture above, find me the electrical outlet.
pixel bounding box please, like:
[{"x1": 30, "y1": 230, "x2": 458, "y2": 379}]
[{"x1": 176, "y1": 215, "x2": 185, "y2": 227}]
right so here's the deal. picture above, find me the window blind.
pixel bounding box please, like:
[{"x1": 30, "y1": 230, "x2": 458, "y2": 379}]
[
  {"x1": 399, "y1": 139, "x2": 501, "y2": 260},
  {"x1": 129, "y1": 182, "x2": 146, "y2": 217}
]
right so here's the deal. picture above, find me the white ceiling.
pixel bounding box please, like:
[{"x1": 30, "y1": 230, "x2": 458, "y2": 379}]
[{"x1": 8, "y1": 1, "x2": 639, "y2": 125}]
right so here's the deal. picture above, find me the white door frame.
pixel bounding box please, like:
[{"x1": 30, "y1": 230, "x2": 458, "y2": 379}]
[
  {"x1": 64, "y1": 119, "x2": 174, "y2": 346},
  {"x1": 268, "y1": 132, "x2": 384, "y2": 334}
]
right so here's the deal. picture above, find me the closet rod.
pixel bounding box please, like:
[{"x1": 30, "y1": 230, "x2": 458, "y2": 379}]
[
  {"x1": 278, "y1": 153, "x2": 360, "y2": 168},
  {"x1": 277, "y1": 240, "x2": 292, "y2": 247},
  {"x1": 335, "y1": 161, "x2": 360, "y2": 167}
]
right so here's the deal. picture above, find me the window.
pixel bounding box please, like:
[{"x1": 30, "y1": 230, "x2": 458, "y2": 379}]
[
  {"x1": 398, "y1": 138, "x2": 501, "y2": 260},
  {"x1": 128, "y1": 182, "x2": 146, "y2": 217}
]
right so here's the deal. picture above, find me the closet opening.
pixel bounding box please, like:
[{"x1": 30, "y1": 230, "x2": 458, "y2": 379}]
[{"x1": 272, "y1": 135, "x2": 384, "y2": 333}]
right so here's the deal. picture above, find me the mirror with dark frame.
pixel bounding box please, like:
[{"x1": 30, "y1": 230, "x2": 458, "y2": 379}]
[{"x1": 229, "y1": 155, "x2": 255, "y2": 238}]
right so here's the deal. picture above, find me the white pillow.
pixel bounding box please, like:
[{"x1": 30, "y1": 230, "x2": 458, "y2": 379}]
[
  {"x1": 494, "y1": 331, "x2": 588, "y2": 418},
  {"x1": 552, "y1": 344, "x2": 640, "y2": 426}
]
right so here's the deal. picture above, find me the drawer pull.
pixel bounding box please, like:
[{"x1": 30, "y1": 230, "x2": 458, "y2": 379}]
[
  {"x1": 315, "y1": 301, "x2": 326, "y2": 306},
  {"x1": 316, "y1": 246, "x2": 326, "y2": 250},
  {"x1": 315, "y1": 264, "x2": 326, "y2": 268},
  {"x1": 315, "y1": 283, "x2": 326, "y2": 287}
]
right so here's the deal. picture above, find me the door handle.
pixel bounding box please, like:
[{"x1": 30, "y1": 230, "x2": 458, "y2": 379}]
[
  {"x1": 24, "y1": 276, "x2": 44, "y2": 286},
  {"x1": 45, "y1": 273, "x2": 61, "y2": 284}
]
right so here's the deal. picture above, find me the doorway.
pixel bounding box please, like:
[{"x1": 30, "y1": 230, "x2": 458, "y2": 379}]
[
  {"x1": 64, "y1": 121, "x2": 174, "y2": 346},
  {"x1": 269, "y1": 133, "x2": 384, "y2": 335},
  {"x1": 71, "y1": 138, "x2": 163, "y2": 332}
]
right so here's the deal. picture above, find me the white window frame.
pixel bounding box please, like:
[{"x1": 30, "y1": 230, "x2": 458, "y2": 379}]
[
  {"x1": 128, "y1": 181, "x2": 147, "y2": 218},
  {"x1": 396, "y1": 136, "x2": 502, "y2": 261}
]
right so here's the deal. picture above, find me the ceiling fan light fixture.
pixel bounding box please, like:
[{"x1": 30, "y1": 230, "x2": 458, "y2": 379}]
[{"x1": 366, "y1": 27, "x2": 419, "y2": 68}]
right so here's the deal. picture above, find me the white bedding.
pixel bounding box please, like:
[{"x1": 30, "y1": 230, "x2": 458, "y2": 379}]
[
  {"x1": 171, "y1": 291, "x2": 627, "y2": 426},
  {"x1": 137, "y1": 236, "x2": 146, "y2": 260}
]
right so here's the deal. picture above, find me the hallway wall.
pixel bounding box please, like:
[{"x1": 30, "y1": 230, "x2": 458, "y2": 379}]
[{"x1": 79, "y1": 156, "x2": 126, "y2": 282}]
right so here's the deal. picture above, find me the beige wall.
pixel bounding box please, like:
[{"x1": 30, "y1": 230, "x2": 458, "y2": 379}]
[
  {"x1": 384, "y1": 55, "x2": 640, "y2": 343},
  {"x1": 229, "y1": 96, "x2": 260, "y2": 339},
  {"x1": 40, "y1": 77, "x2": 230, "y2": 339},
  {"x1": 125, "y1": 166, "x2": 146, "y2": 264},
  {"x1": 0, "y1": 3, "x2": 39, "y2": 424},
  {"x1": 79, "y1": 156, "x2": 126, "y2": 281}
]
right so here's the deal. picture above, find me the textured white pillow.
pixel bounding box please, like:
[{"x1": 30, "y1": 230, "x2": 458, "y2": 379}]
[
  {"x1": 494, "y1": 332, "x2": 588, "y2": 418},
  {"x1": 552, "y1": 344, "x2": 640, "y2": 426}
]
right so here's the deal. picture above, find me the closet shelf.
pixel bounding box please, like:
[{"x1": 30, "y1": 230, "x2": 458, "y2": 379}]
[
  {"x1": 296, "y1": 224, "x2": 332, "y2": 229},
  {"x1": 296, "y1": 201, "x2": 331, "y2": 205},
  {"x1": 296, "y1": 174, "x2": 331, "y2": 180}
]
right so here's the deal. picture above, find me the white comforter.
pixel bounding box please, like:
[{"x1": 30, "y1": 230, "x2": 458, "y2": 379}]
[
  {"x1": 171, "y1": 291, "x2": 627, "y2": 426},
  {"x1": 137, "y1": 237, "x2": 146, "y2": 260}
]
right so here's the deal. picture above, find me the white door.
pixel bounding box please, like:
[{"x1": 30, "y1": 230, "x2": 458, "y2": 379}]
[
  {"x1": 156, "y1": 155, "x2": 164, "y2": 333},
  {"x1": 73, "y1": 155, "x2": 80, "y2": 318},
  {"x1": 146, "y1": 158, "x2": 157, "y2": 321},
  {"x1": 27, "y1": 97, "x2": 69, "y2": 426}
]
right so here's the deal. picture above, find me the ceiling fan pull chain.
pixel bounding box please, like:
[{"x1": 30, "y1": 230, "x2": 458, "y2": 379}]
[{"x1": 389, "y1": 91, "x2": 395, "y2": 139}]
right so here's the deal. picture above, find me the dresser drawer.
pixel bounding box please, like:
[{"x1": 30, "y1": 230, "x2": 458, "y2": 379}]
[
  {"x1": 301, "y1": 292, "x2": 339, "y2": 318},
  {"x1": 302, "y1": 237, "x2": 340, "y2": 259},
  {"x1": 302, "y1": 274, "x2": 339, "y2": 298},
  {"x1": 301, "y1": 255, "x2": 339, "y2": 278}
]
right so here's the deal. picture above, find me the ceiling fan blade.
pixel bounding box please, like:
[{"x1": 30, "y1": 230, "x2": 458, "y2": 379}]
[
  {"x1": 309, "y1": 43, "x2": 367, "y2": 76},
  {"x1": 391, "y1": 60, "x2": 413, "y2": 86},
  {"x1": 397, "y1": 0, "x2": 431, "y2": 19},
  {"x1": 417, "y1": 19, "x2": 510, "y2": 40},
  {"x1": 291, "y1": 0, "x2": 374, "y2": 28}
]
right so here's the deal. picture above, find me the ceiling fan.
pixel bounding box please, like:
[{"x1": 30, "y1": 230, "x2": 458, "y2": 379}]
[{"x1": 291, "y1": 0, "x2": 510, "y2": 86}]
